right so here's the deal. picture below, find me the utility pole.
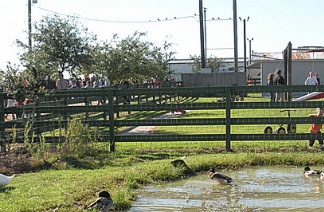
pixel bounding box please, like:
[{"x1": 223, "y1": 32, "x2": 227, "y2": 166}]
[
  {"x1": 28, "y1": 0, "x2": 38, "y2": 49},
  {"x1": 243, "y1": 18, "x2": 247, "y2": 73},
  {"x1": 240, "y1": 17, "x2": 249, "y2": 73},
  {"x1": 199, "y1": 0, "x2": 206, "y2": 68},
  {"x1": 233, "y1": 0, "x2": 238, "y2": 72},
  {"x1": 28, "y1": 0, "x2": 32, "y2": 49},
  {"x1": 204, "y1": 7, "x2": 207, "y2": 65},
  {"x1": 247, "y1": 38, "x2": 254, "y2": 64}
]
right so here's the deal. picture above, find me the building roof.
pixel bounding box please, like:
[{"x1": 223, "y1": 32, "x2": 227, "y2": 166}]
[
  {"x1": 167, "y1": 57, "x2": 246, "y2": 64},
  {"x1": 253, "y1": 51, "x2": 324, "y2": 61}
]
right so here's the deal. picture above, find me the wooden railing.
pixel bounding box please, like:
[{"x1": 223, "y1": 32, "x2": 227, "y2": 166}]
[{"x1": 1, "y1": 85, "x2": 324, "y2": 152}]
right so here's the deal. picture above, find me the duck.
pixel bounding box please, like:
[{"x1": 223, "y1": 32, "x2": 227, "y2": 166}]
[
  {"x1": 0, "y1": 174, "x2": 15, "y2": 188},
  {"x1": 209, "y1": 167, "x2": 233, "y2": 184},
  {"x1": 320, "y1": 172, "x2": 324, "y2": 181},
  {"x1": 87, "y1": 190, "x2": 114, "y2": 212},
  {"x1": 303, "y1": 166, "x2": 322, "y2": 177}
]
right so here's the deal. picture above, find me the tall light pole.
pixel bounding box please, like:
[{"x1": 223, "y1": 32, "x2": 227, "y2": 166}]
[
  {"x1": 233, "y1": 0, "x2": 238, "y2": 72},
  {"x1": 28, "y1": 0, "x2": 37, "y2": 49},
  {"x1": 204, "y1": 7, "x2": 207, "y2": 65},
  {"x1": 239, "y1": 17, "x2": 249, "y2": 73},
  {"x1": 28, "y1": 0, "x2": 32, "y2": 49},
  {"x1": 247, "y1": 38, "x2": 254, "y2": 64},
  {"x1": 199, "y1": 0, "x2": 206, "y2": 68}
]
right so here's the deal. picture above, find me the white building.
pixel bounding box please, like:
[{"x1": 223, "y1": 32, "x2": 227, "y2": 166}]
[
  {"x1": 168, "y1": 47, "x2": 324, "y2": 87},
  {"x1": 167, "y1": 57, "x2": 246, "y2": 82},
  {"x1": 250, "y1": 51, "x2": 324, "y2": 85}
]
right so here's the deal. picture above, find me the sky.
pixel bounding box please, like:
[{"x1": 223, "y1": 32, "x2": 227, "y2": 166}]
[{"x1": 0, "y1": 0, "x2": 324, "y2": 70}]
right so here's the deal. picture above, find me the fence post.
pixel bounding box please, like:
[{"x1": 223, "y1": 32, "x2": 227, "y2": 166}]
[
  {"x1": 0, "y1": 93, "x2": 5, "y2": 151},
  {"x1": 84, "y1": 95, "x2": 89, "y2": 119},
  {"x1": 108, "y1": 89, "x2": 115, "y2": 152},
  {"x1": 127, "y1": 95, "x2": 131, "y2": 114},
  {"x1": 225, "y1": 87, "x2": 232, "y2": 151},
  {"x1": 35, "y1": 98, "x2": 41, "y2": 135}
]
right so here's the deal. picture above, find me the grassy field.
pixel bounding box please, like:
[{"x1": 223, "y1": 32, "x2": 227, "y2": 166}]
[
  {"x1": 1, "y1": 95, "x2": 324, "y2": 211},
  {"x1": 2, "y1": 142, "x2": 324, "y2": 211}
]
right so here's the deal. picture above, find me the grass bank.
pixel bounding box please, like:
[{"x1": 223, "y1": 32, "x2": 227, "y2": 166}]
[{"x1": 1, "y1": 141, "x2": 324, "y2": 211}]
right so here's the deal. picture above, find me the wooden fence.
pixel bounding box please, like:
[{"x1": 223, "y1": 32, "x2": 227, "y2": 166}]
[{"x1": 1, "y1": 85, "x2": 324, "y2": 152}]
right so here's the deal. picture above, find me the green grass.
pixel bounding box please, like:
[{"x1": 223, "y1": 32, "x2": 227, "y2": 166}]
[{"x1": 2, "y1": 144, "x2": 324, "y2": 211}]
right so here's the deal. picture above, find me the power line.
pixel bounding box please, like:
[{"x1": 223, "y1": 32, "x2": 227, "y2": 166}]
[
  {"x1": 35, "y1": 6, "x2": 197, "y2": 23},
  {"x1": 34, "y1": 5, "x2": 231, "y2": 24}
]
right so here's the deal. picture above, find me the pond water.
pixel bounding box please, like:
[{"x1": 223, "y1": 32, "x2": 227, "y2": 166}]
[{"x1": 127, "y1": 166, "x2": 324, "y2": 211}]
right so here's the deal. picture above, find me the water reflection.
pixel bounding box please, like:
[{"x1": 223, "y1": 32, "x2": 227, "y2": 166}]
[{"x1": 128, "y1": 166, "x2": 324, "y2": 211}]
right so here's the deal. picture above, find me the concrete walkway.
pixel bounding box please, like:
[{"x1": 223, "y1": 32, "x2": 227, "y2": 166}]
[{"x1": 120, "y1": 111, "x2": 184, "y2": 135}]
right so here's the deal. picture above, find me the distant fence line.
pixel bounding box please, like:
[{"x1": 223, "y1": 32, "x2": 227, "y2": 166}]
[{"x1": 1, "y1": 84, "x2": 324, "y2": 152}]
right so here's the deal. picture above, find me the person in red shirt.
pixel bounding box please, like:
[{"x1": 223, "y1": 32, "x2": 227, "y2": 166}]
[{"x1": 308, "y1": 108, "x2": 324, "y2": 149}]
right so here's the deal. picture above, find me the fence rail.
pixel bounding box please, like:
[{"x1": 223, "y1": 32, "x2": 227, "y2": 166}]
[{"x1": 1, "y1": 85, "x2": 324, "y2": 152}]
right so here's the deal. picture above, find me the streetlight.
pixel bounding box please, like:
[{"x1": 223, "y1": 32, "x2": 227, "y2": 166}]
[
  {"x1": 28, "y1": 0, "x2": 38, "y2": 49},
  {"x1": 199, "y1": 0, "x2": 206, "y2": 68},
  {"x1": 233, "y1": 0, "x2": 238, "y2": 72},
  {"x1": 28, "y1": 0, "x2": 32, "y2": 48},
  {"x1": 247, "y1": 38, "x2": 254, "y2": 64},
  {"x1": 239, "y1": 17, "x2": 249, "y2": 72},
  {"x1": 204, "y1": 7, "x2": 207, "y2": 65}
]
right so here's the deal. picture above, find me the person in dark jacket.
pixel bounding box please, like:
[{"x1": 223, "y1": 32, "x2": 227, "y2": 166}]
[
  {"x1": 273, "y1": 69, "x2": 285, "y2": 102},
  {"x1": 315, "y1": 73, "x2": 320, "y2": 85},
  {"x1": 267, "y1": 73, "x2": 275, "y2": 102}
]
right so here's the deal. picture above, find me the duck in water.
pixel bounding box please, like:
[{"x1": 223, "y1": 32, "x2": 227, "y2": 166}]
[{"x1": 209, "y1": 167, "x2": 233, "y2": 184}]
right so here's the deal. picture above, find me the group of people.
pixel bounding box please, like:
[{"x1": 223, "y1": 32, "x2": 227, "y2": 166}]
[
  {"x1": 267, "y1": 70, "x2": 321, "y2": 102},
  {"x1": 56, "y1": 74, "x2": 111, "y2": 90},
  {"x1": 267, "y1": 70, "x2": 323, "y2": 150},
  {"x1": 267, "y1": 69, "x2": 285, "y2": 102}
]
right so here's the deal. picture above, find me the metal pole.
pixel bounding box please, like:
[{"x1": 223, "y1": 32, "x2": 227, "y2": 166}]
[
  {"x1": 28, "y1": 0, "x2": 32, "y2": 49},
  {"x1": 204, "y1": 7, "x2": 207, "y2": 66},
  {"x1": 233, "y1": 0, "x2": 238, "y2": 72},
  {"x1": 248, "y1": 38, "x2": 253, "y2": 64},
  {"x1": 243, "y1": 19, "x2": 247, "y2": 73},
  {"x1": 199, "y1": 0, "x2": 206, "y2": 68}
]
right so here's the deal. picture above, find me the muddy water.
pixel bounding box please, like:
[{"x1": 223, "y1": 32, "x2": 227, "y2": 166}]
[{"x1": 128, "y1": 166, "x2": 324, "y2": 211}]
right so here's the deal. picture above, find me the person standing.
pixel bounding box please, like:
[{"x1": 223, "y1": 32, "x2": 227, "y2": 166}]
[
  {"x1": 5, "y1": 88, "x2": 15, "y2": 120},
  {"x1": 308, "y1": 108, "x2": 324, "y2": 150},
  {"x1": 267, "y1": 73, "x2": 275, "y2": 102},
  {"x1": 56, "y1": 73, "x2": 69, "y2": 90},
  {"x1": 315, "y1": 73, "x2": 320, "y2": 85},
  {"x1": 273, "y1": 69, "x2": 285, "y2": 102},
  {"x1": 305, "y1": 71, "x2": 318, "y2": 85}
]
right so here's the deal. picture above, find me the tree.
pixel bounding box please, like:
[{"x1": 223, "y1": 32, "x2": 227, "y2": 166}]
[
  {"x1": 16, "y1": 14, "x2": 95, "y2": 82},
  {"x1": 0, "y1": 62, "x2": 23, "y2": 92},
  {"x1": 0, "y1": 62, "x2": 30, "y2": 103},
  {"x1": 190, "y1": 55, "x2": 224, "y2": 73},
  {"x1": 14, "y1": 15, "x2": 174, "y2": 88},
  {"x1": 207, "y1": 55, "x2": 224, "y2": 72},
  {"x1": 91, "y1": 32, "x2": 175, "y2": 84},
  {"x1": 189, "y1": 55, "x2": 201, "y2": 73}
]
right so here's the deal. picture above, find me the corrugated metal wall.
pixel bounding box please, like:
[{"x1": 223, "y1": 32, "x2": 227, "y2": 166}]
[{"x1": 181, "y1": 72, "x2": 247, "y2": 87}]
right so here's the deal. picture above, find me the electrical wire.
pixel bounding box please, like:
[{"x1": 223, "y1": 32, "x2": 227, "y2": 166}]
[
  {"x1": 35, "y1": 6, "x2": 197, "y2": 23},
  {"x1": 34, "y1": 5, "x2": 231, "y2": 24}
]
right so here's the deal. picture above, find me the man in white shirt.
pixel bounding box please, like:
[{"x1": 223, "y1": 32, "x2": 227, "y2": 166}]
[{"x1": 305, "y1": 71, "x2": 318, "y2": 85}]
